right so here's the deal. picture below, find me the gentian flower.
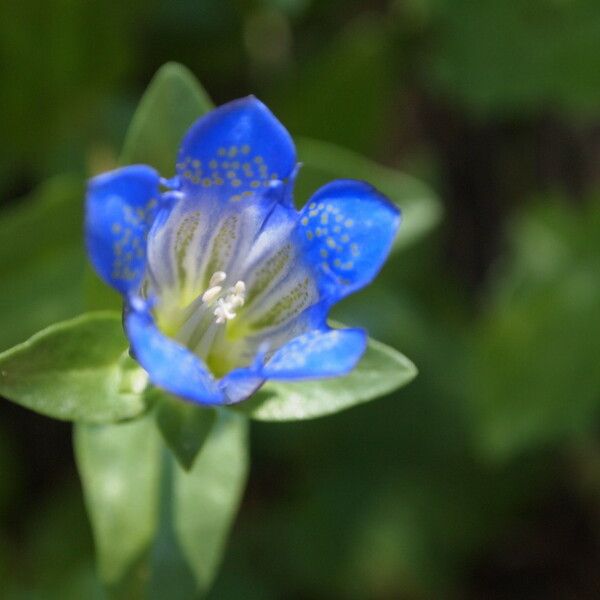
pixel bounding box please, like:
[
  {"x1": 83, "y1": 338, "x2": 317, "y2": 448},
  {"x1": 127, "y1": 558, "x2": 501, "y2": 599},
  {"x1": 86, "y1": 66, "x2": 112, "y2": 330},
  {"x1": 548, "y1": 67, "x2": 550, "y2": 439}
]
[{"x1": 86, "y1": 97, "x2": 400, "y2": 405}]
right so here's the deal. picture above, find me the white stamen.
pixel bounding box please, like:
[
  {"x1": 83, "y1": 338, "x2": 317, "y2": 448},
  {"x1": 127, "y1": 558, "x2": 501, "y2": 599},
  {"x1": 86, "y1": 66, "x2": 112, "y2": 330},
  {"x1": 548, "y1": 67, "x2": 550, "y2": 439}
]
[
  {"x1": 209, "y1": 271, "x2": 227, "y2": 287},
  {"x1": 197, "y1": 272, "x2": 248, "y2": 325},
  {"x1": 201, "y1": 285, "x2": 222, "y2": 304},
  {"x1": 229, "y1": 296, "x2": 244, "y2": 309},
  {"x1": 214, "y1": 298, "x2": 237, "y2": 324}
]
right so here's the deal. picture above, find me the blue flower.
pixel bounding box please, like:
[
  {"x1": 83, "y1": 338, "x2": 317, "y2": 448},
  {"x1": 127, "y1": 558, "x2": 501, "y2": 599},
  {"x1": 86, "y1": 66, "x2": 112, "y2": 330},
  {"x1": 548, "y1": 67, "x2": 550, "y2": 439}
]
[{"x1": 86, "y1": 97, "x2": 400, "y2": 405}]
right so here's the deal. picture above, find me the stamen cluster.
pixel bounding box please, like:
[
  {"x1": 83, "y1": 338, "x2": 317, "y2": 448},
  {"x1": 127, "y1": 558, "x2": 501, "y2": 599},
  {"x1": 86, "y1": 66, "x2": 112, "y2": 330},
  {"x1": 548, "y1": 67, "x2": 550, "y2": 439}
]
[{"x1": 201, "y1": 271, "x2": 246, "y2": 324}]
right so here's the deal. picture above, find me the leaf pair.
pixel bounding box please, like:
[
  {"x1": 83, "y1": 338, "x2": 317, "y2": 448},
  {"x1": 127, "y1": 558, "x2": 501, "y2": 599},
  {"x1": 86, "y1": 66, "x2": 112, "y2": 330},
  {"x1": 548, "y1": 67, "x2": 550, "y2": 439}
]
[
  {"x1": 0, "y1": 312, "x2": 417, "y2": 427},
  {"x1": 75, "y1": 409, "x2": 248, "y2": 597}
]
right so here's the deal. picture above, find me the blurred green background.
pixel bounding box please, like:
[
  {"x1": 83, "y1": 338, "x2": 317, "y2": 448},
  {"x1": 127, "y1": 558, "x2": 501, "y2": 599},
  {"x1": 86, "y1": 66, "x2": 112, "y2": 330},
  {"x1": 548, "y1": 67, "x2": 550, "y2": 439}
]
[{"x1": 1, "y1": 0, "x2": 600, "y2": 598}]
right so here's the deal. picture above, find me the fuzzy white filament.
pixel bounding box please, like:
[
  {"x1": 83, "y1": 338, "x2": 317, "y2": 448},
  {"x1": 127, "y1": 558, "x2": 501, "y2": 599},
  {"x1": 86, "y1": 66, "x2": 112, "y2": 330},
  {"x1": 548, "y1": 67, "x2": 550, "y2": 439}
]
[
  {"x1": 201, "y1": 272, "x2": 246, "y2": 325},
  {"x1": 201, "y1": 285, "x2": 222, "y2": 304}
]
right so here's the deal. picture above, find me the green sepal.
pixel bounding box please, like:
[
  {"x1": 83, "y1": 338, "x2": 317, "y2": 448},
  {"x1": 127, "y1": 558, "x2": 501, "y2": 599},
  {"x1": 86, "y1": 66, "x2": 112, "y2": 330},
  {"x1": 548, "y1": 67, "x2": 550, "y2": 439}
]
[
  {"x1": 238, "y1": 334, "x2": 417, "y2": 422},
  {"x1": 155, "y1": 391, "x2": 218, "y2": 471},
  {"x1": 0, "y1": 312, "x2": 147, "y2": 423}
]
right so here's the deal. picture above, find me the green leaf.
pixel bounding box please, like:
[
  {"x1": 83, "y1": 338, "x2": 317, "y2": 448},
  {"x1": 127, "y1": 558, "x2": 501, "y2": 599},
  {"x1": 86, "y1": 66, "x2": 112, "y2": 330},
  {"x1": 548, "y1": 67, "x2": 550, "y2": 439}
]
[
  {"x1": 296, "y1": 137, "x2": 441, "y2": 251},
  {"x1": 120, "y1": 62, "x2": 214, "y2": 173},
  {"x1": 74, "y1": 414, "x2": 162, "y2": 587},
  {"x1": 172, "y1": 409, "x2": 249, "y2": 595},
  {"x1": 87, "y1": 62, "x2": 215, "y2": 312},
  {"x1": 147, "y1": 409, "x2": 249, "y2": 599},
  {"x1": 76, "y1": 409, "x2": 248, "y2": 598},
  {"x1": 155, "y1": 392, "x2": 218, "y2": 471},
  {"x1": 0, "y1": 175, "x2": 85, "y2": 350},
  {"x1": 0, "y1": 312, "x2": 146, "y2": 423},
  {"x1": 238, "y1": 335, "x2": 417, "y2": 422}
]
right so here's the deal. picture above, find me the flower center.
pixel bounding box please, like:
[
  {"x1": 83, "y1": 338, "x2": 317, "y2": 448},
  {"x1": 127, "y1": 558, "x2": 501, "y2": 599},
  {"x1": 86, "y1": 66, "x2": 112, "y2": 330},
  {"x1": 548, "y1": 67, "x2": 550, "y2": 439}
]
[
  {"x1": 153, "y1": 269, "x2": 249, "y2": 377},
  {"x1": 200, "y1": 271, "x2": 247, "y2": 325}
]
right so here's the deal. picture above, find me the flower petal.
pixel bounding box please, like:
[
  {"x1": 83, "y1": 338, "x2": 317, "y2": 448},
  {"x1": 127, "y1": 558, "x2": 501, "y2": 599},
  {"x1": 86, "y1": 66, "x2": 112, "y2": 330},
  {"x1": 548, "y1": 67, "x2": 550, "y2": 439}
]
[
  {"x1": 219, "y1": 366, "x2": 265, "y2": 405},
  {"x1": 176, "y1": 96, "x2": 296, "y2": 203},
  {"x1": 261, "y1": 327, "x2": 367, "y2": 380},
  {"x1": 85, "y1": 165, "x2": 161, "y2": 293},
  {"x1": 296, "y1": 180, "x2": 400, "y2": 301},
  {"x1": 125, "y1": 298, "x2": 224, "y2": 405}
]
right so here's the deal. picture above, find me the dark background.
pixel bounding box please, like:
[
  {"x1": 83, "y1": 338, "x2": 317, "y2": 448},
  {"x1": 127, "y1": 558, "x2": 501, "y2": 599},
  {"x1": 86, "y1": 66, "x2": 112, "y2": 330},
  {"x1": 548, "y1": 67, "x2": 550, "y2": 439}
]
[{"x1": 1, "y1": 1, "x2": 600, "y2": 598}]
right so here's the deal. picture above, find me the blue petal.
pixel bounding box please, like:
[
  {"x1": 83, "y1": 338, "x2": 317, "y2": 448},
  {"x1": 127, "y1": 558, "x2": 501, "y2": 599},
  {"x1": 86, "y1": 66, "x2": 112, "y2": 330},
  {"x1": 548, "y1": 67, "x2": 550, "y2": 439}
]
[
  {"x1": 176, "y1": 96, "x2": 296, "y2": 203},
  {"x1": 125, "y1": 298, "x2": 224, "y2": 405},
  {"x1": 296, "y1": 180, "x2": 400, "y2": 301},
  {"x1": 215, "y1": 299, "x2": 327, "y2": 382},
  {"x1": 219, "y1": 357, "x2": 266, "y2": 405},
  {"x1": 85, "y1": 165, "x2": 161, "y2": 293},
  {"x1": 261, "y1": 327, "x2": 367, "y2": 380}
]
